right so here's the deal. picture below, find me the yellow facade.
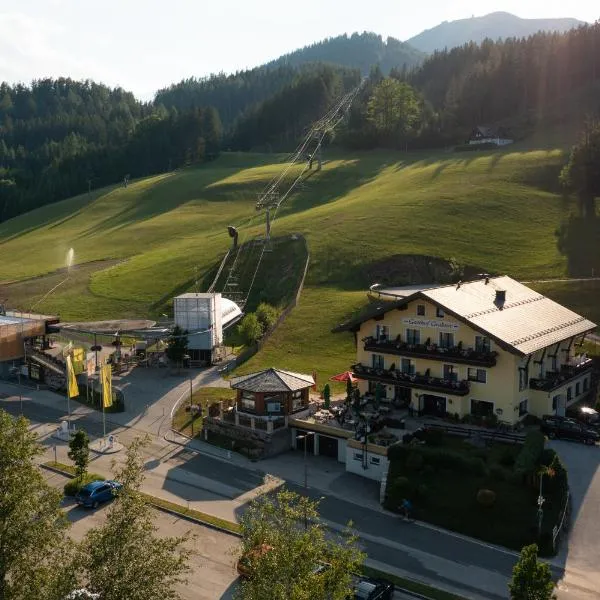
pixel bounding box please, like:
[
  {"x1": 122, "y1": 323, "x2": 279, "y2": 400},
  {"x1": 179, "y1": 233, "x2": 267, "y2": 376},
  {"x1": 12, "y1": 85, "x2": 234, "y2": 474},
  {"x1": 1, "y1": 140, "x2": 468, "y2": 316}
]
[{"x1": 353, "y1": 297, "x2": 592, "y2": 424}]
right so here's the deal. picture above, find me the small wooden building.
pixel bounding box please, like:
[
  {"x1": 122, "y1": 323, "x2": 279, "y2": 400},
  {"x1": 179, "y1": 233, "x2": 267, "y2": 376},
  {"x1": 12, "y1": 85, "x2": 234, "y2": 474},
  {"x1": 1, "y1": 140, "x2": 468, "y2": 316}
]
[{"x1": 230, "y1": 368, "x2": 314, "y2": 417}]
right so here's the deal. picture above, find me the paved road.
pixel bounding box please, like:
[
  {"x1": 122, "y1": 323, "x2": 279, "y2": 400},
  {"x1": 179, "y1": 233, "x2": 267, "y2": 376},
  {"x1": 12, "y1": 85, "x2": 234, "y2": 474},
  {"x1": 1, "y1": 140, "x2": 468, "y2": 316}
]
[
  {"x1": 548, "y1": 439, "x2": 600, "y2": 600},
  {"x1": 42, "y1": 469, "x2": 239, "y2": 600},
  {"x1": 6, "y1": 387, "x2": 596, "y2": 600},
  {"x1": 3, "y1": 396, "x2": 508, "y2": 599}
]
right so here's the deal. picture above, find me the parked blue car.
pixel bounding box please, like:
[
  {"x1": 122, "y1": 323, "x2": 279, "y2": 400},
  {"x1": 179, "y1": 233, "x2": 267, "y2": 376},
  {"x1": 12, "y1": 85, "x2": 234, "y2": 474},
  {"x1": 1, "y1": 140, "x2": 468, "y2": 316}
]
[{"x1": 76, "y1": 480, "x2": 122, "y2": 508}]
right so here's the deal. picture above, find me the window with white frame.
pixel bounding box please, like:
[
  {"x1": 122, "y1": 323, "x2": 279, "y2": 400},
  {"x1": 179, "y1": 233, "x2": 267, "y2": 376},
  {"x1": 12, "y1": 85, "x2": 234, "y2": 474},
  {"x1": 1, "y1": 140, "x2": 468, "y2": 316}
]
[
  {"x1": 401, "y1": 358, "x2": 415, "y2": 374},
  {"x1": 291, "y1": 390, "x2": 303, "y2": 412},
  {"x1": 439, "y1": 332, "x2": 454, "y2": 349},
  {"x1": 372, "y1": 354, "x2": 384, "y2": 369},
  {"x1": 406, "y1": 328, "x2": 420, "y2": 345},
  {"x1": 467, "y1": 368, "x2": 487, "y2": 383},
  {"x1": 584, "y1": 377, "x2": 589, "y2": 392},
  {"x1": 518, "y1": 366, "x2": 529, "y2": 391},
  {"x1": 353, "y1": 452, "x2": 363, "y2": 462},
  {"x1": 576, "y1": 382, "x2": 581, "y2": 396},
  {"x1": 519, "y1": 399, "x2": 528, "y2": 416},
  {"x1": 375, "y1": 324, "x2": 389, "y2": 342},
  {"x1": 417, "y1": 304, "x2": 426, "y2": 316},
  {"x1": 436, "y1": 307, "x2": 445, "y2": 318},
  {"x1": 264, "y1": 394, "x2": 283, "y2": 413},
  {"x1": 240, "y1": 391, "x2": 256, "y2": 412},
  {"x1": 443, "y1": 364, "x2": 457, "y2": 382},
  {"x1": 475, "y1": 336, "x2": 491, "y2": 353},
  {"x1": 567, "y1": 387, "x2": 572, "y2": 401},
  {"x1": 370, "y1": 456, "x2": 381, "y2": 465}
]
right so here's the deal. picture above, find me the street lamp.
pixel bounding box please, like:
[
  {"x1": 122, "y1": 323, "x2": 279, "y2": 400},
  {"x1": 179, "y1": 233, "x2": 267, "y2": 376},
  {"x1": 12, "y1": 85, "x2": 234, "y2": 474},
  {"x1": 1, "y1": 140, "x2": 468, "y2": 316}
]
[
  {"x1": 362, "y1": 422, "x2": 371, "y2": 470},
  {"x1": 296, "y1": 431, "x2": 315, "y2": 529}
]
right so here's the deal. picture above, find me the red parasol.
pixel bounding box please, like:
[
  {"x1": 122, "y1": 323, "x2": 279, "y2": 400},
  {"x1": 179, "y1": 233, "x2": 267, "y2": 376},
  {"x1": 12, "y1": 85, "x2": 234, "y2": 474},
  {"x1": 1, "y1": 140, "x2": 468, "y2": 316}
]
[{"x1": 330, "y1": 371, "x2": 357, "y2": 383}]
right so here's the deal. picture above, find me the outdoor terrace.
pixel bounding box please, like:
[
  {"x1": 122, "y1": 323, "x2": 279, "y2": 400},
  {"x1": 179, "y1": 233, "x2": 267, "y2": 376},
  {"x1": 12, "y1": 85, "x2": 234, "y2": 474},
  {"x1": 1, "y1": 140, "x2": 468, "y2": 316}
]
[
  {"x1": 352, "y1": 363, "x2": 471, "y2": 396},
  {"x1": 529, "y1": 358, "x2": 594, "y2": 392},
  {"x1": 363, "y1": 336, "x2": 497, "y2": 367}
]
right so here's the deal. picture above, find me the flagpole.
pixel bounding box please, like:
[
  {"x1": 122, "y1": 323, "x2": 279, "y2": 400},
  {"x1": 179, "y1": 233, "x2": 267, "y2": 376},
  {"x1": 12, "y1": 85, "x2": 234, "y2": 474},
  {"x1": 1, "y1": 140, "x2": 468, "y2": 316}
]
[{"x1": 102, "y1": 370, "x2": 106, "y2": 443}]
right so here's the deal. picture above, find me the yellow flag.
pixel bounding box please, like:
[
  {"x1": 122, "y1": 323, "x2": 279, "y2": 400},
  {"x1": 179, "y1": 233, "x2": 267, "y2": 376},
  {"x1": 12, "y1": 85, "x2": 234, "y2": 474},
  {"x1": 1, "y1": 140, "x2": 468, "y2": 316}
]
[
  {"x1": 66, "y1": 355, "x2": 79, "y2": 398},
  {"x1": 102, "y1": 364, "x2": 112, "y2": 408},
  {"x1": 72, "y1": 347, "x2": 85, "y2": 375}
]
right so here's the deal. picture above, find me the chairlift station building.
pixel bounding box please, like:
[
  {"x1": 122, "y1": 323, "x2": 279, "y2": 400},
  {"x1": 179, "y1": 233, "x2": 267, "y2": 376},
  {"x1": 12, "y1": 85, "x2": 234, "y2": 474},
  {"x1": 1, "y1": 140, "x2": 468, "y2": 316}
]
[{"x1": 173, "y1": 292, "x2": 242, "y2": 364}]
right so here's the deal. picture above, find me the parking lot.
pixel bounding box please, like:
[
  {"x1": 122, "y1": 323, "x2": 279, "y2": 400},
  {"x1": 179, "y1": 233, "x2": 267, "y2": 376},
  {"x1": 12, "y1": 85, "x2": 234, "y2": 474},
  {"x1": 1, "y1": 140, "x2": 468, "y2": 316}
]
[
  {"x1": 549, "y1": 439, "x2": 600, "y2": 599},
  {"x1": 43, "y1": 469, "x2": 239, "y2": 600}
]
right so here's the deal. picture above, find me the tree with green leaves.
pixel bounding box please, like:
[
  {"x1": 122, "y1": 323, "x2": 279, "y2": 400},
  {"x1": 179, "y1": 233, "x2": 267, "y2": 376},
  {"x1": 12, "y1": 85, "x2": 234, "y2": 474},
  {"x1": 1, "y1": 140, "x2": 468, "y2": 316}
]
[
  {"x1": 238, "y1": 313, "x2": 263, "y2": 346},
  {"x1": 165, "y1": 325, "x2": 189, "y2": 365},
  {"x1": 82, "y1": 437, "x2": 191, "y2": 600},
  {"x1": 509, "y1": 544, "x2": 555, "y2": 600},
  {"x1": 0, "y1": 410, "x2": 77, "y2": 600},
  {"x1": 346, "y1": 377, "x2": 354, "y2": 405},
  {"x1": 323, "y1": 383, "x2": 331, "y2": 409},
  {"x1": 236, "y1": 488, "x2": 364, "y2": 600},
  {"x1": 560, "y1": 119, "x2": 600, "y2": 218},
  {"x1": 367, "y1": 78, "x2": 421, "y2": 144},
  {"x1": 68, "y1": 429, "x2": 90, "y2": 479},
  {"x1": 255, "y1": 302, "x2": 279, "y2": 334}
]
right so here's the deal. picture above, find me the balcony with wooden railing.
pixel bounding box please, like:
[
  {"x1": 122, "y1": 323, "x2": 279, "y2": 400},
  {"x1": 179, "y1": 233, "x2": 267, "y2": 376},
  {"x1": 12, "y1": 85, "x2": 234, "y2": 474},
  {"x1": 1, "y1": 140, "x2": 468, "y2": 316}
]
[
  {"x1": 529, "y1": 358, "x2": 593, "y2": 392},
  {"x1": 352, "y1": 363, "x2": 470, "y2": 396},
  {"x1": 363, "y1": 336, "x2": 497, "y2": 367}
]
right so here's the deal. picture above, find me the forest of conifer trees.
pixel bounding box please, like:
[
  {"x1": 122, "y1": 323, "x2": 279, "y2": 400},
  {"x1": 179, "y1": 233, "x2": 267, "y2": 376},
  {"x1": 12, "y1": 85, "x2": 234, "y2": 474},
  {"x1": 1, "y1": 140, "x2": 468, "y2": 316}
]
[{"x1": 1, "y1": 22, "x2": 598, "y2": 222}]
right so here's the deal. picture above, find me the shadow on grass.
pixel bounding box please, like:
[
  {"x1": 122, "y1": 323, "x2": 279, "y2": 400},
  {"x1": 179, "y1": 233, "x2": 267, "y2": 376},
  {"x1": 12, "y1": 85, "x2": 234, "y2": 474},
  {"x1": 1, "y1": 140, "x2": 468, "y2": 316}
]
[{"x1": 556, "y1": 211, "x2": 600, "y2": 277}]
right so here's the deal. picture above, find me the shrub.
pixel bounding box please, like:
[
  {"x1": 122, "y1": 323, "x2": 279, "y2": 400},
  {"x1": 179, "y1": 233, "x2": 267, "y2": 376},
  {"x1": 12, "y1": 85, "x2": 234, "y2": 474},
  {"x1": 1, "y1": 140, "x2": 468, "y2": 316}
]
[
  {"x1": 500, "y1": 449, "x2": 517, "y2": 467},
  {"x1": 416, "y1": 483, "x2": 428, "y2": 501},
  {"x1": 489, "y1": 464, "x2": 506, "y2": 481},
  {"x1": 237, "y1": 313, "x2": 263, "y2": 345},
  {"x1": 523, "y1": 414, "x2": 541, "y2": 427},
  {"x1": 476, "y1": 489, "x2": 497, "y2": 507},
  {"x1": 422, "y1": 428, "x2": 444, "y2": 446},
  {"x1": 514, "y1": 431, "x2": 545, "y2": 477},
  {"x1": 64, "y1": 473, "x2": 106, "y2": 497},
  {"x1": 423, "y1": 464, "x2": 435, "y2": 477},
  {"x1": 386, "y1": 477, "x2": 413, "y2": 508},
  {"x1": 255, "y1": 303, "x2": 278, "y2": 334},
  {"x1": 406, "y1": 451, "x2": 424, "y2": 472},
  {"x1": 383, "y1": 417, "x2": 405, "y2": 429},
  {"x1": 402, "y1": 433, "x2": 414, "y2": 445}
]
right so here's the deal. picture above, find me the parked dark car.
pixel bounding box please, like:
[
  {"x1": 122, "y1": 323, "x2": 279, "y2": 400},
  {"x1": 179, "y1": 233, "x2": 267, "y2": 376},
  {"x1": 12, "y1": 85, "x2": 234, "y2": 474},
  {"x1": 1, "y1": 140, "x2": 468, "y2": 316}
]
[
  {"x1": 351, "y1": 576, "x2": 394, "y2": 600},
  {"x1": 540, "y1": 416, "x2": 599, "y2": 445},
  {"x1": 76, "y1": 480, "x2": 122, "y2": 508},
  {"x1": 567, "y1": 406, "x2": 600, "y2": 428}
]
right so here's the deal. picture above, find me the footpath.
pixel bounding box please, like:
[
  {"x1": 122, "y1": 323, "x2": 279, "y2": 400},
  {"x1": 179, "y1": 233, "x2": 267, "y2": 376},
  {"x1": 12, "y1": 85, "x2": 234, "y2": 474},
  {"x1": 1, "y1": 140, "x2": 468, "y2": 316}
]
[{"x1": 1, "y1": 381, "x2": 584, "y2": 600}]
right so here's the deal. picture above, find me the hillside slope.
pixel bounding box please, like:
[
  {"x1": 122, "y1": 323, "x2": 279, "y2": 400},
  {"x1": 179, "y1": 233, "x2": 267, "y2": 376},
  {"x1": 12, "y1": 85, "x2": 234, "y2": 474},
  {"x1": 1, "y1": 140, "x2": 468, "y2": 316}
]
[
  {"x1": 266, "y1": 32, "x2": 424, "y2": 75},
  {"x1": 407, "y1": 11, "x2": 584, "y2": 52},
  {"x1": 0, "y1": 142, "x2": 587, "y2": 380}
]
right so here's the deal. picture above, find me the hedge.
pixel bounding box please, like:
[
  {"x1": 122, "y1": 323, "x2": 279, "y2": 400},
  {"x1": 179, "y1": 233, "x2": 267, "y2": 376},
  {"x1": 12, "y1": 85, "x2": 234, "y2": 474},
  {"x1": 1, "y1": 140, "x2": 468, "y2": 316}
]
[
  {"x1": 388, "y1": 445, "x2": 487, "y2": 476},
  {"x1": 514, "y1": 431, "x2": 545, "y2": 477}
]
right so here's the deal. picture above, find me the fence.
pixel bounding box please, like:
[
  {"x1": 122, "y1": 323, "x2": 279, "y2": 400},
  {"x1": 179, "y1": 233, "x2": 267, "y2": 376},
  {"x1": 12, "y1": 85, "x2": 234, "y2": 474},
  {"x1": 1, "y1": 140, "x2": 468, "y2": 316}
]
[
  {"x1": 424, "y1": 422, "x2": 526, "y2": 445},
  {"x1": 221, "y1": 233, "x2": 310, "y2": 373},
  {"x1": 552, "y1": 491, "x2": 571, "y2": 551}
]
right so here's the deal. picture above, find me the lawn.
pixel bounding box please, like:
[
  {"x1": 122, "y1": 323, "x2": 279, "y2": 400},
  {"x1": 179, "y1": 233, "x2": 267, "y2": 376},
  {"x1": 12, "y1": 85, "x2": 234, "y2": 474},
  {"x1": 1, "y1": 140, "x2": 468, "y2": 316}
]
[
  {"x1": 385, "y1": 431, "x2": 566, "y2": 555},
  {"x1": 171, "y1": 386, "x2": 236, "y2": 437},
  {"x1": 1, "y1": 142, "x2": 592, "y2": 386}
]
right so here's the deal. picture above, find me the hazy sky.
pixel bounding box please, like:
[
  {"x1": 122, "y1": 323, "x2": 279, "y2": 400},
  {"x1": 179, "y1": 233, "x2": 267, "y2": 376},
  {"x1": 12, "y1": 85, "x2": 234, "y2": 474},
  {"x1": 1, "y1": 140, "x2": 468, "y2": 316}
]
[{"x1": 0, "y1": 0, "x2": 597, "y2": 99}]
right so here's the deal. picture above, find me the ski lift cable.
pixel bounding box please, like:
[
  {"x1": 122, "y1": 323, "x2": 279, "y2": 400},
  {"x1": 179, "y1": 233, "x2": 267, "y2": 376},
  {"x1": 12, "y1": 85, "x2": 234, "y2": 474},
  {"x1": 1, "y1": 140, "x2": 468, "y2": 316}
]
[{"x1": 243, "y1": 84, "x2": 362, "y2": 304}]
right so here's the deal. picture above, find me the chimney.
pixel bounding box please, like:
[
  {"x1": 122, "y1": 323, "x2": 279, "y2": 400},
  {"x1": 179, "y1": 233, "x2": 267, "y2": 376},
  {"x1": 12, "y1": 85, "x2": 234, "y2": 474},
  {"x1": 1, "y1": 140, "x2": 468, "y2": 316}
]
[{"x1": 495, "y1": 289, "x2": 506, "y2": 305}]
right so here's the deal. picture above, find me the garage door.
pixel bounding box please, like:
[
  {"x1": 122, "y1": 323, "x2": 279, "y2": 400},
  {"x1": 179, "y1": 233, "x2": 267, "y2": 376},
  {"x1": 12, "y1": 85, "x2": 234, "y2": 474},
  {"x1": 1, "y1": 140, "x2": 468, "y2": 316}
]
[{"x1": 318, "y1": 435, "x2": 338, "y2": 459}]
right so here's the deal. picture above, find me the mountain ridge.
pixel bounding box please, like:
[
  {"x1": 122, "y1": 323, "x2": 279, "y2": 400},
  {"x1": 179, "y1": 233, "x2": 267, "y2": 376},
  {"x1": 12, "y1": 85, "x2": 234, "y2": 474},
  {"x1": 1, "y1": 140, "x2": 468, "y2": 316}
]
[{"x1": 407, "y1": 11, "x2": 585, "y2": 53}]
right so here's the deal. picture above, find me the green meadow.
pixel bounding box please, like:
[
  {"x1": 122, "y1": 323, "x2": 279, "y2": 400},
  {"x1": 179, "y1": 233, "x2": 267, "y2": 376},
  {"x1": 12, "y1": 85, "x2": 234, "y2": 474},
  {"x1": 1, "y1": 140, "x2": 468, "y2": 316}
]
[{"x1": 1, "y1": 143, "x2": 591, "y2": 382}]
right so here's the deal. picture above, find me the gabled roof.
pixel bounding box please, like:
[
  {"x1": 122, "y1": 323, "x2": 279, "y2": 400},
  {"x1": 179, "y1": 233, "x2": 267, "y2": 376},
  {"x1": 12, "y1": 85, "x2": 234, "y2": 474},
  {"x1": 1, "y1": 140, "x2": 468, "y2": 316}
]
[
  {"x1": 230, "y1": 368, "x2": 314, "y2": 393},
  {"x1": 334, "y1": 276, "x2": 596, "y2": 356}
]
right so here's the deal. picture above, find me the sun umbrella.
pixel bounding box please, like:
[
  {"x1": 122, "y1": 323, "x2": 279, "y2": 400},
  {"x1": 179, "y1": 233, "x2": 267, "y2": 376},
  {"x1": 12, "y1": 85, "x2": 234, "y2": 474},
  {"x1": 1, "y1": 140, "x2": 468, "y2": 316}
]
[{"x1": 330, "y1": 371, "x2": 356, "y2": 383}]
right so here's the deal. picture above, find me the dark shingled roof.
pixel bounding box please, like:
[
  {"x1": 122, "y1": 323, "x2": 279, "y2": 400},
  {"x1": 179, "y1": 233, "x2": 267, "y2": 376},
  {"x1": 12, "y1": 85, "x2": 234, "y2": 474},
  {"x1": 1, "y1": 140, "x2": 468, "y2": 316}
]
[{"x1": 230, "y1": 368, "x2": 314, "y2": 393}]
